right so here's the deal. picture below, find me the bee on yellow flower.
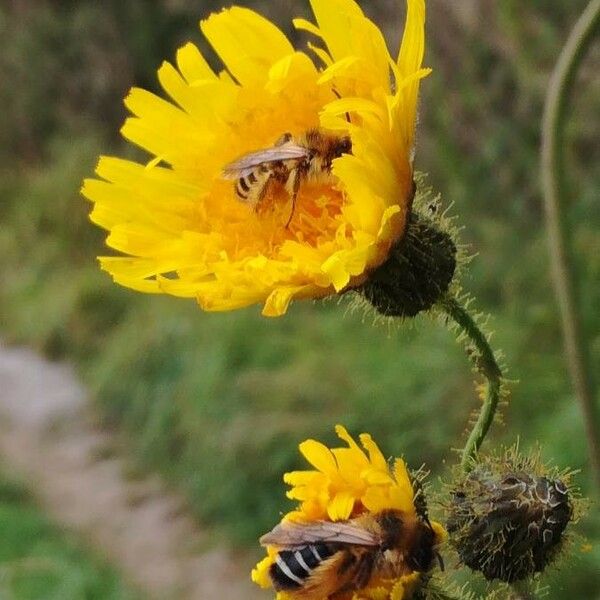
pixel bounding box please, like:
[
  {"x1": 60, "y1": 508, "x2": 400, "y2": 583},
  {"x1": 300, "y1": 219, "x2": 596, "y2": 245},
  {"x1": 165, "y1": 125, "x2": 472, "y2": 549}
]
[
  {"x1": 252, "y1": 425, "x2": 446, "y2": 600},
  {"x1": 82, "y1": 0, "x2": 433, "y2": 317}
]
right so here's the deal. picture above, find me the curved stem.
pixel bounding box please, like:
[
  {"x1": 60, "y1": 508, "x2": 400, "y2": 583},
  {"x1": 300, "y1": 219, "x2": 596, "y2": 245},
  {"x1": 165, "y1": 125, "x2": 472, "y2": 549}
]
[
  {"x1": 541, "y1": 0, "x2": 600, "y2": 489},
  {"x1": 438, "y1": 295, "x2": 503, "y2": 469}
]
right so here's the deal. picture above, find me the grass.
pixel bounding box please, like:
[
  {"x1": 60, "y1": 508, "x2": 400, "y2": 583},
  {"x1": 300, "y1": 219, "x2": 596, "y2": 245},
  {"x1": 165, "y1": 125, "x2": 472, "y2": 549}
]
[{"x1": 0, "y1": 474, "x2": 135, "y2": 600}]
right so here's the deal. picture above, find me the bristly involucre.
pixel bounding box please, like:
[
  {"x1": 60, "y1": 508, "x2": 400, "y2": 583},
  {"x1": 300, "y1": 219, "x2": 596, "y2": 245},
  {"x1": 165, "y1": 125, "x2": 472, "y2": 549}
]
[{"x1": 445, "y1": 447, "x2": 576, "y2": 583}]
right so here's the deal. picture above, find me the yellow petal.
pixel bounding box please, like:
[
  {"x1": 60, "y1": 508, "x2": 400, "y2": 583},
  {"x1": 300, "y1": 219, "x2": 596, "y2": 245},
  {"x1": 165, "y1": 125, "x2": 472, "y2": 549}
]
[
  {"x1": 309, "y1": 0, "x2": 390, "y2": 90},
  {"x1": 431, "y1": 521, "x2": 448, "y2": 543},
  {"x1": 99, "y1": 257, "x2": 164, "y2": 281},
  {"x1": 176, "y1": 42, "x2": 217, "y2": 84},
  {"x1": 307, "y1": 42, "x2": 333, "y2": 68},
  {"x1": 391, "y1": 573, "x2": 421, "y2": 600},
  {"x1": 201, "y1": 7, "x2": 294, "y2": 86},
  {"x1": 335, "y1": 425, "x2": 364, "y2": 454},
  {"x1": 107, "y1": 273, "x2": 161, "y2": 294},
  {"x1": 196, "y1": 286, "x2": 266, "y2": 312},
  {"x1": 263, "y1": 284, "x2": 320, "y2": 317},
  {"x1": 251, "y1": 555, "x2": 274, "y2": 589},
  {"x1": 387, "y1": 485, "x2": 416, "y2": 516},
  {"x1": 157, "y1": 61, "x2": 237, "y2": 124},
  {"x1": 362, "y1": 471, "x2": 394, "y2": 488},
  {"x1": 327, "y1": 490, "x2": 355, "y2": 521},
  {"x1": 265, "y1": 52, "x2": 317, "y2": 95},
  {"x1": 292, "y1": 17, "x2": 322, "y2": 38},
  {"x1": 320, "y1": 252, "x2": 352, "y2": 291},
  {"x1": 332, "y1": 448, "x2": 369, "y2": 481},
  {"x1": 321, "y1": 96, "x2": 383, "y2": 119},
  {"x1": 317, "y1": 56, "x2": 361, "y2": 84},
  {"x1": 393, "y1": 459, "x2": 413, "y2": 492},
  {"x1": 283, "y1": 470, "x2": 318, "y2": 486},
  {"x1": 122, "y1": 89, "x2": 210, "y2": 163},
  {"x1": 397, "y1": 0, "x2": 426, "y2": 78},
  {"x1": 359, "y1": 433, "x2": 388, "y2": 470},
  {"x1": 396, "y1": 0, "x2": 427, "y2": 150},
  {"x1": 361, "y1": 487, "x2": 392, "y2": 514},
  {"x1": 299, "y1": 440, "x2": 338, "y2": 476}
]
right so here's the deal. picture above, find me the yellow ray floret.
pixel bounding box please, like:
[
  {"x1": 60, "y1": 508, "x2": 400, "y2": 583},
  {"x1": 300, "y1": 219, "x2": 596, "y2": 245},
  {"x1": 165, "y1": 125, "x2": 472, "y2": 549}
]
[
  {"x1": 283, "y1": 425, "x2": 416, "y2": 522},
  {"x1": 82, "y1": 0, "x2": 430, "y2": 316}
]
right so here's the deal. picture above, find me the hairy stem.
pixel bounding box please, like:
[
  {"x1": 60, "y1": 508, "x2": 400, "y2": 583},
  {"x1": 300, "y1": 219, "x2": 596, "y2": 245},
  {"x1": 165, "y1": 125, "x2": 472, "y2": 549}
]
[
  {"x1": 439, "y1": 295, "x2": 503, "y2": 469},
  {"x1": 541, "y1": 0, "x2": 600, "y2": 489}
]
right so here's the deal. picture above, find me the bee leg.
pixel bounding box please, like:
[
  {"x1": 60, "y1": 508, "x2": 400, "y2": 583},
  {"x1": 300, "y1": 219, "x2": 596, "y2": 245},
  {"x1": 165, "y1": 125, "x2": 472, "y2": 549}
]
[
  {"x1": 253, "y1": 174, "x2": 274, "y2": 214},
  {"x1": 332, "y1": 552, "x2": 374, "y2": 597},
  {"x1": 353, "y1": 553, "x2": 375, "y2": 590}
]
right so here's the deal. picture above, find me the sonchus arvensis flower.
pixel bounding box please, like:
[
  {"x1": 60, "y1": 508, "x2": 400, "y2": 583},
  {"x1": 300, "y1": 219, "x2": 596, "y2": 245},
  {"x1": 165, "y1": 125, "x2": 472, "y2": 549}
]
[
  {"x1": 252, "y1": 425, "x2": 446, "y2": 600},
  {"x1": 82, "y1": 0, "x2": 434, "y2": 317}
]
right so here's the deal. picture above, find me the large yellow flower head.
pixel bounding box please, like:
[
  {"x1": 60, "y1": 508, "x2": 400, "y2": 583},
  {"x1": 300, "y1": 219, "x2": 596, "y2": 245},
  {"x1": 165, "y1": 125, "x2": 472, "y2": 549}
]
[
  {"x1": 252, "y1": 425, "x2": 446, "y2": 600},
  {"x1": 82, "y1": 0, "x2": 429, "y2": 317}
]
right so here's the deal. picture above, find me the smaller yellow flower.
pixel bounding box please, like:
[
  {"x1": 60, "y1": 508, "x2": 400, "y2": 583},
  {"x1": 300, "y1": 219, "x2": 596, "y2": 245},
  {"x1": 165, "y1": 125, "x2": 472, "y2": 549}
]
[
  {"x1": 252, "y1": 425, "x2": 446, "y2": 600},
  {"x1": 284, "y1": 424, "x2": 416, "y2": 522}
]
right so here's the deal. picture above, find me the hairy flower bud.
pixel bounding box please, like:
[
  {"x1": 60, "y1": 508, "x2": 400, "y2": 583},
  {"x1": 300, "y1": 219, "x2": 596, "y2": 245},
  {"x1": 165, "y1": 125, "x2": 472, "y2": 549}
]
[
  {"x1": 359, "y1": 211, "x2": 457, "y2": 318},
  {"x1": 446, "y1": 452, "x2": 574, "y2": 583}
]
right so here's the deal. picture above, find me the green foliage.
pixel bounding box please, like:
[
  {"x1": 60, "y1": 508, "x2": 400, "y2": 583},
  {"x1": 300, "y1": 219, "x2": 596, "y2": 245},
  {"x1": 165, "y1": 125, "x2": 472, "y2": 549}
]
[
  {"x1": 0, "y1": 474, "x2": 135, "y2": 599},
  {"x1": 0, "y1": 1, "x2": 598, "y2": 598}
]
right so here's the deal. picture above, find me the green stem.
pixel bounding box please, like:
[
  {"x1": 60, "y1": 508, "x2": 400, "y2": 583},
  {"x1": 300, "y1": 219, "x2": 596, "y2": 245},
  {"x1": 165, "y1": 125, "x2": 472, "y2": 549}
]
[
  {"x1": 439, "y1": 295, "x2": 503, "y2": 469},
  {"x1": 541, "y1": 0, "x2": 600, "y2": 489}
]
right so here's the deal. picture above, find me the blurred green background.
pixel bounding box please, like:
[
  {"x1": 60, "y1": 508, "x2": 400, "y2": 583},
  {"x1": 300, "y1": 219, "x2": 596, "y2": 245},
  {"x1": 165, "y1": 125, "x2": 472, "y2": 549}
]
[{"x1": 0, "y1": 0, "x2": 598, "y2": 598}]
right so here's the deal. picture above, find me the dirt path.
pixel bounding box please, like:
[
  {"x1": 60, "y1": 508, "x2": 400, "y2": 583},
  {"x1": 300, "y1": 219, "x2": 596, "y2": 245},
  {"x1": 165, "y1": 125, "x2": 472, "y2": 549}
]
[{"x1": 0, "y1": 342, "x2": 264, "y2": 600}]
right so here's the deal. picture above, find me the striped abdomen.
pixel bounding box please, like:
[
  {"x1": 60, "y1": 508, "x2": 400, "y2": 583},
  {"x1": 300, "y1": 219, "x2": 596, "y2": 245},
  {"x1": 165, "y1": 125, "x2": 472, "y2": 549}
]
[
  {"x1": 235, "y1": 169, "x2": 263, "y2": 203},
  {"x1": 270, "y1": 543, "x2": 336, "y2": 590}
]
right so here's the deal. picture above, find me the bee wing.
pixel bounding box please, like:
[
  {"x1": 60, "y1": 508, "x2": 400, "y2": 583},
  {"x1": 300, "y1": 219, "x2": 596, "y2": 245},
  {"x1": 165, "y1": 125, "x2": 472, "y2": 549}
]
[
  {"x1": 222, "y1": 144, "x2": 309, "y2": 179},
  {"x1": 260, "y1": 519, "x2": 381, "y2": 549}
]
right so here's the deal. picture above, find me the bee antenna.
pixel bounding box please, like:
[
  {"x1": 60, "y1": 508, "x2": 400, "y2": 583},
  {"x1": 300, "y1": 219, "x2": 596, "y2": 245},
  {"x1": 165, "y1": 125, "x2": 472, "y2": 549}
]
[{"x1": 331, "y1": 87, "x2": 351, "y2": 124}]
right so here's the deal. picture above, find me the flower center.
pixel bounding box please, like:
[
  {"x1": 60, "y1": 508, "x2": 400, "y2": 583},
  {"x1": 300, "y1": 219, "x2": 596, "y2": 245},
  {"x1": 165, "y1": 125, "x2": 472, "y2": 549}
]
[{"x1": 259, "y1": 181, "x2": 345, "y2": 246}]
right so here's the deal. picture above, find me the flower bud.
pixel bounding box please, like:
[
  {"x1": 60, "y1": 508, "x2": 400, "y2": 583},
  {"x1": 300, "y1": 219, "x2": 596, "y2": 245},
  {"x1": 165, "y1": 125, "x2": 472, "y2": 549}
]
[
  {"x1": 446, "y1": 455, "x2": 574, "y2": 583},
  {"x1": 359, "y1": 211, "x2": 457, "y2": 318}
]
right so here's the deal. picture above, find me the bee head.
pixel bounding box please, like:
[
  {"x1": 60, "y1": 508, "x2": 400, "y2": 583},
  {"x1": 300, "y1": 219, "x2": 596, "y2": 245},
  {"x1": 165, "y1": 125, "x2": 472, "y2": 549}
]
[
  {"x1": 338, "y1": 136, "x2": 352, "y2": 156},
  {"x1": 407, "y1": 523, "x2": 436, "y2": 572}
]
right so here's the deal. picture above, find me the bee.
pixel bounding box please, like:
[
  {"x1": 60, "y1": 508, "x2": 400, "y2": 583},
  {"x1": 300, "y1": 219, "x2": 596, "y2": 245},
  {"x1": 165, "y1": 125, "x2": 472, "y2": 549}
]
[
  {"x1": 222, "y1": 129, "x2": 352, "y2": 226},
  {"x1": 259, "y1": 509, "x2": 443, "y2": 599}
]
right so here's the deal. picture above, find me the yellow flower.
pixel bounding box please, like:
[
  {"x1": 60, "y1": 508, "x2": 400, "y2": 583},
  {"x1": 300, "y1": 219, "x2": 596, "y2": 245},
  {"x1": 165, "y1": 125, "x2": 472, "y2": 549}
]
[
  {"x1": 284, "y1": 424, "x2": 416, "y2": 522},
  {"x1": 252, "y1": 425, "x2": 446, "y2": 600},
  {"x1": 82, "y1": 0, "x2": 430, "y2": 317}
]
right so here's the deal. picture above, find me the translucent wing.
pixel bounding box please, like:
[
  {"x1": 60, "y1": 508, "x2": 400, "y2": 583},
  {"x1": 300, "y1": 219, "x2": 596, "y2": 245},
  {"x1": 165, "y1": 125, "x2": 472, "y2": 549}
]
[
  {"x1": 260, "y1": 519, "x2": 381, "y2": 549},
  {"x1": 222, "y1": 144, "x2": 309, "y2": 179}
]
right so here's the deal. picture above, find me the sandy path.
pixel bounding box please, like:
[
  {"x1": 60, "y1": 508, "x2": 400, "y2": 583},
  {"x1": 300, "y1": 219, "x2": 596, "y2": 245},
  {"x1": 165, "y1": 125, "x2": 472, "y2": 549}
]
[{"x1": 0, "y1": 342, "x2": 264, "y2": 600}]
